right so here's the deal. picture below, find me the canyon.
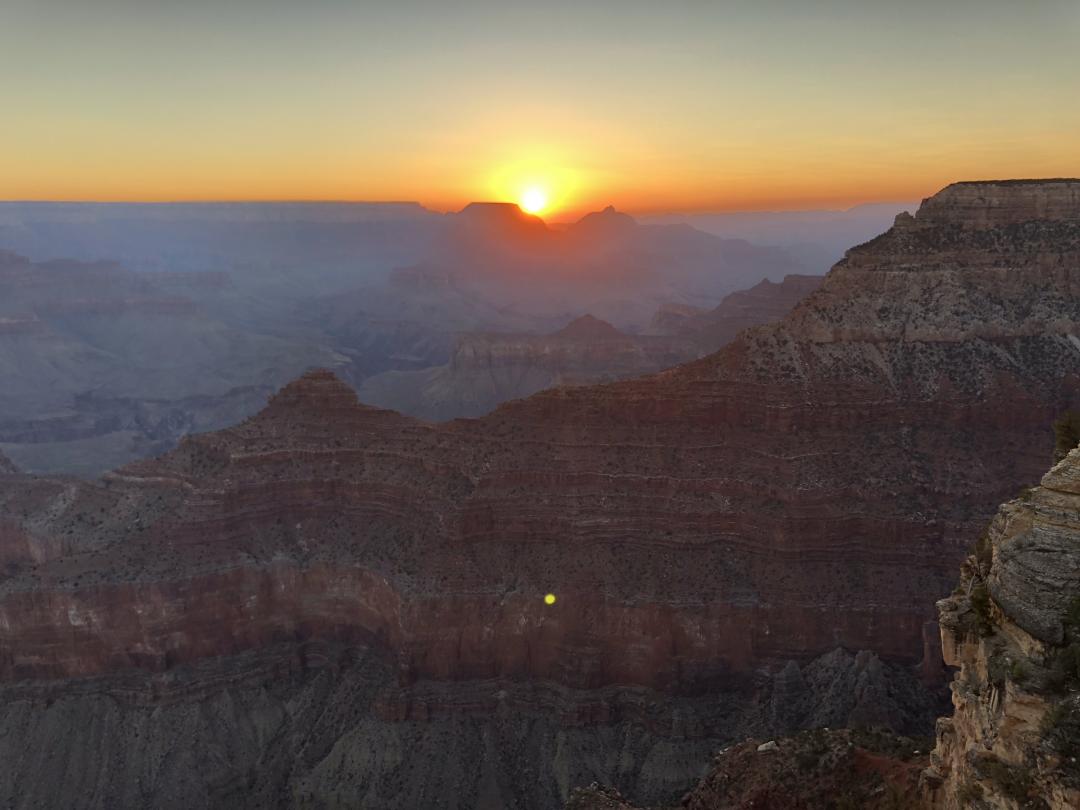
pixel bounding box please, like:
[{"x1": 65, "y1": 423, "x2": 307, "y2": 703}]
[
  {"x1": 0, "y1": 180, "x2": 1078, "y2": 807},
  {"x1": 356, "y1": 275, "x2": 821, "y2": 421},
  {"x1": 569, "y1": 427, "x2": 1080, "y2": 809},
  {"x1": 0, "y1": 205, "x2": 814, "y2": 476}
]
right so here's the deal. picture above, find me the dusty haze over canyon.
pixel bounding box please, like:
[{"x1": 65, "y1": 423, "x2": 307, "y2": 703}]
[
  {"x1": 4, "y1": 2, "x2": 1079, "y2": 808},
  {"x1": 1, "y1": 180, "x2": 1079, "y2": 808}
]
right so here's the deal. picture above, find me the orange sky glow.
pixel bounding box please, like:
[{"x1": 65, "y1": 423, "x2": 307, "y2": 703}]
[{"x1": 2, "y1": 2, "x2": 1078, "y2": 218}]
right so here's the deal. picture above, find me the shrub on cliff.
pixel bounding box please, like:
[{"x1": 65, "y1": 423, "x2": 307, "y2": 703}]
[
  {"x1": 1063, "y1": 595, "x2": 1080, "y2": 638},
  {"x1": 1045, "y1": 598, "x2": 1080, "y2": 691},
  {"x1": 1040, "y1": 698, "x2": 1080, "y2": 776},
  {"x1": 1053, "y1": 411, "x2": 1080, "y2": 462},
  {"x1": 976, "y1": 756, "x2": 1035, "y2": 803},
  {"x1": 973, "y1": 531, "x2": 993, "y2": 573},
  {"x1": 970, "y1": 582, "x2": 995, "y2": 636}
]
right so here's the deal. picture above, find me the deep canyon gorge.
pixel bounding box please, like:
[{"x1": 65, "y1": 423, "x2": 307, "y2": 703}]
[{"x1": 0, "y1": 180, "x2": 1079, "y2": 808}]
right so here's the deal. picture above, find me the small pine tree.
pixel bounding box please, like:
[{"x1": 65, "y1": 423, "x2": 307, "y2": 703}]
[{"x1": 1053, "y1": 411, "x2": 1080, "y2": 462}]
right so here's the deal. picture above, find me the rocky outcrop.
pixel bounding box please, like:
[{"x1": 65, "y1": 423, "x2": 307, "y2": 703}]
[
  {"x1": 357, "y1": 315, "x2": 703, "y2": 420},
  {"x1": 0, "y1": 180, "x2": 1078, "y2": 807},
  {"x1": 567, "y1": 728, "x2": 930, "y2": 810},
  {"x1": 359, "y1": 270, "x2": 824, "y2": 424},
  {"x1": 0, "y1": 451, "x2": 16, "y2": 475},
  {"x1": 649, "y1": 274, "x2": 823, "y2": 347},
  {"x1": 924, "y1": 446, "x2": 1080, "y2": 809}
]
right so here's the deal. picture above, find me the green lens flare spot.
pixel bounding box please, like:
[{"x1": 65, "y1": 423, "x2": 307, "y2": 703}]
[{"x1": 544, "y1": 593, "x2": 557, "y2": 605}]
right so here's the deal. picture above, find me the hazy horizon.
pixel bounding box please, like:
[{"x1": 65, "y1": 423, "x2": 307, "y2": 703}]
[
  {"x1": 0, "y1": 195, "x2": 923, "y2": 218},
  {"x1": 4, "y1": 1, "x2": 1078, "y2": 217}
]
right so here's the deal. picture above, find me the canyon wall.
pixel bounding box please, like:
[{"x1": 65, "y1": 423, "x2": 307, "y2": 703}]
[
  {"x1": 924, "y1": 445, "x2": 1080, "y2": 809},
  {"x1": 0, "y1": 180, "x2": 1078, "y2": 807},
  {"x1": 3, "y1": 181, "x2": 1080, "y2": 689},
  {"x1": 357, "y1": 315, "x2": 703, "y2": 420}
]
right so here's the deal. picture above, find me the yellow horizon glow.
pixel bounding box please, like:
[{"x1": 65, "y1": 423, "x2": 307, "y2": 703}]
[{"x1": 2, "y1": 3, "x2": 1078, "y2": 216}]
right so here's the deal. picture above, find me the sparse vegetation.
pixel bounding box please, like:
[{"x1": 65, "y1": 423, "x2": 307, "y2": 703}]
[
  {"x1": 1063, "y1": 595, "x2": 1080, "y2": 639},
  {"x1": 970, "y1": 582, "x2": 995, "y2": 636},
  {"x1": 1053, "y1": 411, "x2": 1080, "y2": 462},
  {"x1": 956, "y1": 780, "x2": 984, "y2": 804},
  {"x1": 973, "y1": 530, "x2": 993, "y2": 572},
  {"x1": 977, "y1": 756, "x2": 1034, "y2": 802},
  {"x1": 1046, "y1": 642, "x2": 1080, "y2": 692},
  {"x1": 1009, "y1": 659, "x2": 1030, "y2": 685},
  {"x1": 1041, "y1": 699, "x2": 1080, "y2": 766}
]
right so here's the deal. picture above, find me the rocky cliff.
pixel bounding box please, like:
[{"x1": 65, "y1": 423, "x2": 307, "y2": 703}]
[
  {"x1": 566, "y1": 728, "x2": 930, "y2": 810},
  {"x1": 0, "y1": 180, "x2": 1078, "y2": 807},
  {"x1": 566, "y1": 429, "x2": 1080, "y2": 810},
  {"x1": 924, "y1": 444, "x2": 1080, "y2": 809},
  {"x1": 648, "y1": 274, "x2": 823, "y2": 347},
  {"x1": 357, "y1": 315, "x2": 703, "y2": 420},
  {"x1": 358, "y1": 272, "x2": 824, "y2": 424}
]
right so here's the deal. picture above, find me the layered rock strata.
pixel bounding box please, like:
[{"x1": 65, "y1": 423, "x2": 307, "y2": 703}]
[
  {"x1": 648, "y1": 274, "x2": 823, "y2": 347},
  {"x1": 924, "y1": 446, "x2": 1080, "y2": 809},
  {"x1": 357, "y1": 315, "x2": 703, "y2": 420},
  {"x1": 3, "y1": 181, "x2": 1080, "y2": 688},
  {"x1": 0, "y1": 181, "x2": 1078, "y2": 807},
  {"x1": 566, "y1": 728, "x2": 930, "y2": 810}
]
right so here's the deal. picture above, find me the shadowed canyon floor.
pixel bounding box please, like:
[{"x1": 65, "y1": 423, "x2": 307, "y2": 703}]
[{"x1": 0, "y1": 180, "x2": 1079, "y2": 807}]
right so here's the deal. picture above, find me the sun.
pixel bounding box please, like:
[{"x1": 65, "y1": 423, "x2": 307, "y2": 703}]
[{"x1": 520, "y1": 186, "x2": 548, "y2": 215}]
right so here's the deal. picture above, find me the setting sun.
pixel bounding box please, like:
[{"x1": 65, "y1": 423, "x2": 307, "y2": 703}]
[{"x1": 520, "y1": 187, "x2": 548, "y2": 215}]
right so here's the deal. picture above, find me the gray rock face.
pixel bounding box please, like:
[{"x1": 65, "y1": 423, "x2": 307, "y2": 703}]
[
  {"x1": 0, "y1": 643, "x2": 940, "y2": 810},
  {"x1": 763, "y1": 648, "x2": 944, "y2": 739},
  {"x1": 988, "y1": 452, "x2": 1080, "y2": 644},
  {"x1": 0, "y1": 646, "x2": 725, "y2": 810},
  {"x1": 928, "y1": 446, "x2": 1080, "y2": 809}
]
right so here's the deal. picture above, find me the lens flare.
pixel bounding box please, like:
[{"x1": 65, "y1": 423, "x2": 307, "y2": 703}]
[{"x1": 544, "y1": 593, "x2": 557, "y2": 605}]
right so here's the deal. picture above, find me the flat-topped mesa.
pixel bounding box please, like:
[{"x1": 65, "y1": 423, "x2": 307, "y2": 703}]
[
  {"x1": 454, "y1": 201, "x2": 548, "y2": 231},
  {"x1": 913, "y1": 179, "x2": 1080, "y2": 228},
  {"x1": 772, "y1": 180, "x2": 1080, "y2": 347}
]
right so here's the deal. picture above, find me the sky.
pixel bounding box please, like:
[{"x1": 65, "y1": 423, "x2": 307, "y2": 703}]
[{"x1": 2, "y1": 0, "x2": 1079, "y2": 217}]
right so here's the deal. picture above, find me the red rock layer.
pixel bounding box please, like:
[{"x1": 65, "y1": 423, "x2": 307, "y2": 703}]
[{"x1": 1, "y1": 181, "x2": 1079, "y2": 695}]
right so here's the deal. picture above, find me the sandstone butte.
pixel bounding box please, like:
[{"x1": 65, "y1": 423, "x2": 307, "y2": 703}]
[{"x1": 0, "y1": 180, "x2": 1079, "y2": 807}]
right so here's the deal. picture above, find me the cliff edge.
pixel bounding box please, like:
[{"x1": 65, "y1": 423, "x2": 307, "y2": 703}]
[{"x1": 924, "y1": 442, "x2": 1080, "y2": 809}]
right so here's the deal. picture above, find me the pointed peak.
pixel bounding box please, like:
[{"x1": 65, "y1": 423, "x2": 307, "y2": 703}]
[
  {"x1": 573, "y1": 206, "x2": 637, "y2": 231},
  {"x1": 552, "y1": 314, "x2": 625, "y2": 340},
  {"x1": 264, "y1": 368, "x2": 362, "y2": 413},
  {"x1": 0, "y1": 450, "x2": 19, "y2": 475}
]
